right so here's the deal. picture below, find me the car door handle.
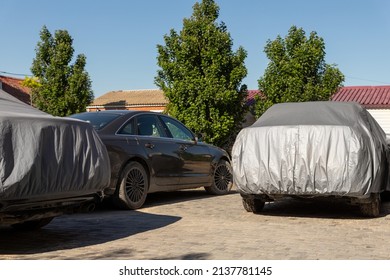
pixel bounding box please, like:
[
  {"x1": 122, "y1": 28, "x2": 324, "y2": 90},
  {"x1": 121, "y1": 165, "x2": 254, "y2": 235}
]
[
  {"x1": 180, "y1": 144, "x2": 188, "y2": 151},
  {"x1": 145, "y1": 143, "x2": 154, "y2": 149}
]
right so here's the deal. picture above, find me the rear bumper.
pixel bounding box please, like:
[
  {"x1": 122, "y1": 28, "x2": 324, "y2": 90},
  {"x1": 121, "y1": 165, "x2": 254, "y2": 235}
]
[{"x1": 0, "y1": 192, "x2": 103, "y2": 225}]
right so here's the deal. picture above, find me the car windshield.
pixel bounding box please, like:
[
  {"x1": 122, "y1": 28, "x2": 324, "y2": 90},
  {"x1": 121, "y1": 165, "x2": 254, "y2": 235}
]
[{"x1": 71, "y1": 113, "x2": 121, "y2": 131}]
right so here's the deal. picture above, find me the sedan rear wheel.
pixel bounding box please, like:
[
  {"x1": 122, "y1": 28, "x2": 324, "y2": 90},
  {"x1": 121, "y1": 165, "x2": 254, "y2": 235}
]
[
  {"x1": 205, "y1": 160, "x2": 233, "y2": 195},
  {"x1": 114, "y1": 162, "x2": 149, "y2": 210}
]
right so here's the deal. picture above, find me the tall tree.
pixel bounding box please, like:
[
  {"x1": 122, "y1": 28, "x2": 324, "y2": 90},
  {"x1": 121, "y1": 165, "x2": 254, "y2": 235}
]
[
  {"x1": 255, "y1": 25, "x2": 344, "y2": 117},
  {"x1": 155, "y1": 0, "x2": 247, "y2": 149},
  {"x1": 29, "y1": 26, "x2": 93, "y2": 116}
]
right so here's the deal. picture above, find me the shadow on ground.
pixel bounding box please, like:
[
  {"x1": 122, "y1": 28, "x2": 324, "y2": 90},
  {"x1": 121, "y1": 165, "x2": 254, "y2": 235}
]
[
  {"x1": 156, "y1": 253, "x2": 210, "y2": 260},
  {"x1": 0, "y1": 210, "x2": 180, "y2": 255},
  {"x1": 250, "y1": 197, "x2": 390, "y2": 219},
  {"x1": 0, "y1": 189, "x2": 235, "y2": 257}
]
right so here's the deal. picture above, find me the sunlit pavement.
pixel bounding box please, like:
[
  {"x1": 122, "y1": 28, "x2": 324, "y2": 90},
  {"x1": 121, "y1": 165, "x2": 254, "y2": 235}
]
[{"x1": 2, "y1": 188, "x2": 390, "y2": 260}]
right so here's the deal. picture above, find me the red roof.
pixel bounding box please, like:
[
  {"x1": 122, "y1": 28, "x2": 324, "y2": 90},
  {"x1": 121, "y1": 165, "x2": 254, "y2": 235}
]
[
  {"x1": 0, "y1": 75, "x2": 31, "y2": 105},
  {"x1": 246, "y1": 89, "x2": 264, "y2": 106},
  {"x1": 331, "y1": 86, "x2": 390, "y2": 109}
]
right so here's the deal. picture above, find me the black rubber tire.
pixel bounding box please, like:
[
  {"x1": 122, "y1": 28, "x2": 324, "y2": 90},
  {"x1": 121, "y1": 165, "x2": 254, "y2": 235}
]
[
  {"x1": 11, "y1": 217, "x2": 54, "y2": 230},
  {"x1": 205, "y1": 160, "x2": 233, "y2": 195},
  {"x1": 380, "y1": 191, "x2": 390, "y2": 202},
  {"x1": 114, "y1": 162, "x2": 149, "y2": 210},
  {"x1": 242, "y1": 197, "x2": 265, "y2": 213},
  {"x1": 359, "y1": 193, "x2": 381, "y2": 217}
]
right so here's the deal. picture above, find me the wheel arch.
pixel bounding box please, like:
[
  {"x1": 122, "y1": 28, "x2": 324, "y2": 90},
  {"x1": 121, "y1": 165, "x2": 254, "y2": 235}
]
[
  {"x1": 210, "y1": 146, "x2": 231, "y2": 164},
  {"x1": 116, "y1": 156, "x2": 151, "y2": 192},
  {"x1": 211, "y1": 154, "x2": 231, "y2": 174}
]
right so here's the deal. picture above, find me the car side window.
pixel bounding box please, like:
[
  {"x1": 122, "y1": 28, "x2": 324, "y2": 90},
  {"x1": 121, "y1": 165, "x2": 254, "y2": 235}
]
[
  {"x1": 118, "y1": 119, "x2": 135, "y2": 135},
  {"x1": 160, "y1": 116, "x2": 194, "y2": 141},
  {"x1": 136, "y1": 115, "x2": 164, "y2": 137}
]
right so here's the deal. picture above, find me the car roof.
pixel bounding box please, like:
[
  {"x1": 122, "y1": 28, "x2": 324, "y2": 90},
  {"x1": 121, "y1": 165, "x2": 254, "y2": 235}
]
[
  {"x1": 83, "y1": 110, "x2": 139, "y2": 116},
  {"x1": 75, "y1": 110, "x2": 168, "y2": 118},
  {"x1": 254, "y1": 101, "x2": 366, "y2": 127},
  {"x1": 73, "y1": 110, "x2": 171, "y2": 134}
]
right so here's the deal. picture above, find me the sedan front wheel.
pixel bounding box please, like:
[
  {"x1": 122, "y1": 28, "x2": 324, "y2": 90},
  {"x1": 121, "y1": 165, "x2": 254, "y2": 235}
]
[{"x1": 205, "y1": 160, "x2": 233, "y2": 195}]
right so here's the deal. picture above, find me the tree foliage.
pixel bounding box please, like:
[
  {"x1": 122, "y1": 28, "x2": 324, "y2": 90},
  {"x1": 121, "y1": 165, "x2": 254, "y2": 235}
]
[
  {"x1": 29, "y1": 26, "x2": 93, "y2": 116},
  {"x1": 255, "y1": 26, "x2": 344, "y2": 117},
  {"x1": 22, "y1": 76, "x2": 41, "y2": 90},
  {"x1": 155, "y1": 0, "x2": 247, "y2": 148}
]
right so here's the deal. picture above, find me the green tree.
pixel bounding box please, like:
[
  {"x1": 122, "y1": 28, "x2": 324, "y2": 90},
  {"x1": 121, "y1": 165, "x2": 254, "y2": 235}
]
[
  {"x1": 155, "y1": 0, "x2": 247, "y2": 149},
  {"x1": 29, "y1": 26, "x2": 93, "y2": 116},
  {"x1": 255, "y1": 25, "x2": 344, "y2": 117}
]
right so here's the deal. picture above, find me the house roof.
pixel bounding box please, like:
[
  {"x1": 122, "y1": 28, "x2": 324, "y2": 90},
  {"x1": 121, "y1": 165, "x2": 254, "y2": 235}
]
[
  {"x1": 90, "y1": 89, "x2": 262, "y2": 108},
  {"x1": 90, "y1": 89, "x2": 168, "y2": 107},
  {"x1": 331, "y1": 86, "x2": 390, "y2": 109},
  {"x1": 89, "y1": 86, "x2": 390, "y2": 110},
  {"x1": 0, "y1": 75, "x2": 31, "y2": 105},
  {"x1": 247, "y1": 90, "x2": 263, "y2": 106}
]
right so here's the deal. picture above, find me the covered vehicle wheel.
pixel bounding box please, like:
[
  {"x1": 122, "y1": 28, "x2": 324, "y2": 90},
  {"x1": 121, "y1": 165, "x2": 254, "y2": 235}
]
[
  {"x1": 359, "y1": 193, "x2": 381, "y2": 217},
  {"x1": 11, "y1": 217, "x2": 54, "y2": 230},
  {"x1": 242, "y1": 197, "x2": 265, "y2": 213},
  {"x1": 205, "y1": 160, "x2": 233, "y2": 195},
  {"x1": 114, "y1": 162, "x2": 149, "y2": 210}
]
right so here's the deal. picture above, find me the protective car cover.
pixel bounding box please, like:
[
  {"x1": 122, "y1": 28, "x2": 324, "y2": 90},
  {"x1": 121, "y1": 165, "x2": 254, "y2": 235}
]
[
  {"x1": 232, "y1": 101, "x2": 389, "y2": 198},
  {"x1": 0, "y1": 89, "x2": 110, "y2": 201}
]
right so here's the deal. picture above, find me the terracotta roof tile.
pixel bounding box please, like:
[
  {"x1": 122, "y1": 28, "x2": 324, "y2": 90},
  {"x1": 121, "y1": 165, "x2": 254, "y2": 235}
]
[
  {"x1": 91, "y1": 89, "x2": 168, "y2": 106},
  {"x1": 246, "y1": 90, "x2": 264, "y2": 106},
  {"x1": 90, "y1": 86, "x2": 390, "y2": 110},
  {"x1": 91, "y1": 89, "x2": 263, "y2": 107},
  {"x1": 0, "y1": 75, "x2": 31, "y2": 105}
]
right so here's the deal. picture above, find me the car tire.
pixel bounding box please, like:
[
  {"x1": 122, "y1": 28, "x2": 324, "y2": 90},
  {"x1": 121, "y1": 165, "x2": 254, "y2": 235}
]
[
  {"x1": 380, "y1": 191, "x2": 390, "y2": 202},
  {"x1": 359, "y1": 193, "x2": 381, "y2": 217},
  {"x1": 205, "y1": 160, "x2": 233, "y2": 195},
  {"x1": 11, "y1": 217, "x2": 54, "y2": 230},
  {"x1": 242, "y1": 197, "x2": 265, "y2": 213},
  {"x1": 114, "y1": 162, "x2": 149, "y2": 210}
]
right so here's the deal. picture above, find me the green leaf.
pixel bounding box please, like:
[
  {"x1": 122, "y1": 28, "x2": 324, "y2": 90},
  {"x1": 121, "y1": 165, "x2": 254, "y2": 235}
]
[
  {"x1": 30, "y1": 26, "x2": 93, "y2": 116},
  {"x1": 256, "y1": 25, "x2": 344, "y2": 118}
]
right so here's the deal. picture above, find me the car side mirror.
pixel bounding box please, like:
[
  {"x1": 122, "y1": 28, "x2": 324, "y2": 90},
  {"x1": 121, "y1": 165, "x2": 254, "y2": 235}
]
[{"x1": 195, "y1": 133, "x2": 203, "y2": 143}]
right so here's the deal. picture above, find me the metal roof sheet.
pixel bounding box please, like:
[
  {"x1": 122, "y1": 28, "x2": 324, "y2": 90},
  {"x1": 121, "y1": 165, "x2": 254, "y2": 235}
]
[{"x1": 331, "y1": 86, "x2": 390, "y2": 109}]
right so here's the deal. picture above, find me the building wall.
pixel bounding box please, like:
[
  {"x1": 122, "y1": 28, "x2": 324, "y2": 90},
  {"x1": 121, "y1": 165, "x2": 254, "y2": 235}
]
[{"x1": 367, "y1": 109, "x2": 390, "y2": 138}]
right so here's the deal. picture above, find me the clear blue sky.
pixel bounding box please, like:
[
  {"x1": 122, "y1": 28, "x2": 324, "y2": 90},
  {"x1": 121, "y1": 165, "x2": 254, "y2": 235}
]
[{"x1": 1, "y1": 0, "x2": 390, "y2": 98}]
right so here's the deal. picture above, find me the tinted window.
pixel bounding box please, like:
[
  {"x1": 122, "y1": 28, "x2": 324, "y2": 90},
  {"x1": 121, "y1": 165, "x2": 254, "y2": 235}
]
[
  {"x1": 71, "y1": 113, "x2": 121, "y2": 131},
  {"x1": 136, "y1": 115, "x2": 164, "y2": 137},
  {"x1": 118, "y1": 119, "x2": 135, "y2": 135},
  {"x1": 160, "y1": 116, "x2": 194, "y2": 141}
]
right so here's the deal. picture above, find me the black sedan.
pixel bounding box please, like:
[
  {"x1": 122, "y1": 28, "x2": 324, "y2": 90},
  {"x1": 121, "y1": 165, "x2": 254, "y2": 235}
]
[{"x1": 70, "y1": 110, "x2": 233, "y2": 209}]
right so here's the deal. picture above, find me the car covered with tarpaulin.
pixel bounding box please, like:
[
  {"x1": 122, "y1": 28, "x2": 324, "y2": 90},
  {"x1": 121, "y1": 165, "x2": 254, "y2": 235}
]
[
  {"x1": 232, "y1": 101, "x2": 389, "y2": 217},
  {"x1": 0, "y1": 89, "x2": 110, "y2": 229}
]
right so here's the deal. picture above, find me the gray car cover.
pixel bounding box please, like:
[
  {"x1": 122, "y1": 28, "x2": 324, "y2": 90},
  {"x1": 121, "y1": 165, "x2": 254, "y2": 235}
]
[
  {"x1": 0, "y1": 89, "x2": 110, "y2": 201},
  {"x1": 232, "y1": 101, "x2": 389, "y2": 198}
]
